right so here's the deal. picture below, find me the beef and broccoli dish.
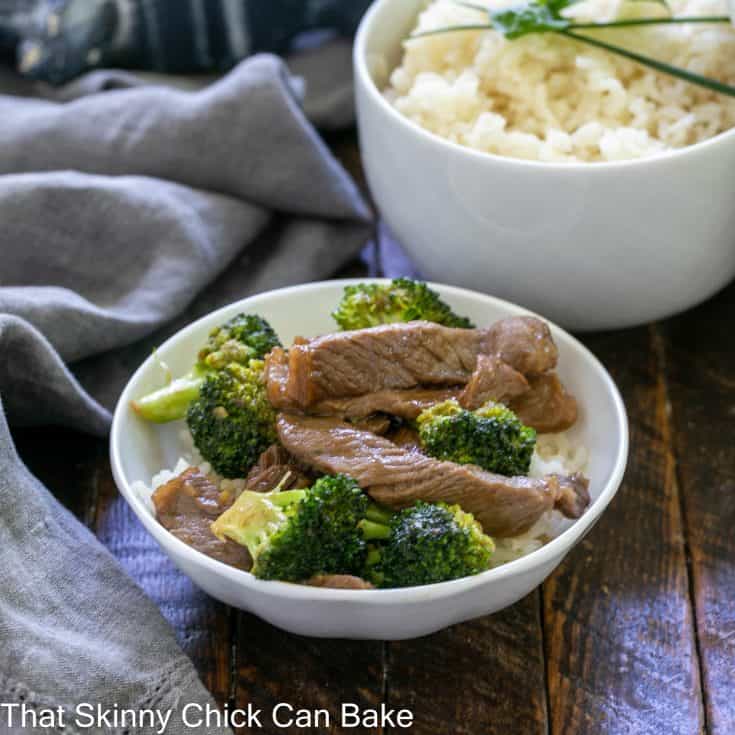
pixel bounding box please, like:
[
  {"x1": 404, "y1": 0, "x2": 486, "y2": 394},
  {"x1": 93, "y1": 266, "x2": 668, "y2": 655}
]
[{"x1": 132, "y1": 279, "x2": 590, "y2": 589}]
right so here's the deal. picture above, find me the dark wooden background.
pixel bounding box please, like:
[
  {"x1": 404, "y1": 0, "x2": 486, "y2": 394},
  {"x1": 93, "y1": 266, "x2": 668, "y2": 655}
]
[{"x1": 11, "y1": 132, "x2": 734, "y2": 735}]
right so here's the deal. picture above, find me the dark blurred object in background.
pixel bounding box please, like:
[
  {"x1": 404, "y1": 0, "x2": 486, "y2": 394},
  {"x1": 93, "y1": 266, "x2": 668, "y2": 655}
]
[
  {"x1": 0, "y1": 0, "x2": 31, "y2": 64},
  {"x1": 0, "y1": 0, "x2": 373, "y2": 84}
]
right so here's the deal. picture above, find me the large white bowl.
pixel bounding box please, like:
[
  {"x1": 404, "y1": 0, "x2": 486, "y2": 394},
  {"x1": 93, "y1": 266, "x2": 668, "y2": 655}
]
[
  {"x1": 354, "y1": 0, "x2": 735, "y2": 330},
  {"x1": 110, "y1": 280, "x2": 628, "y2": 639}
]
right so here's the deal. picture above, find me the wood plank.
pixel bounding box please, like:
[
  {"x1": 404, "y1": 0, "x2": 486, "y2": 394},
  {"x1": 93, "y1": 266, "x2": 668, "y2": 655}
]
[
  {"x1": 543, "y1": 327, "x2": 704, "y2": 735},
  {"x1": 385, "y1": 593, "x2": 548, "y2": 735},
  {"x1": 93, "y1": 459, "x2": 234, "y2": 706},
  {"x1": 233, "y1": 615, "x2": 385, "y2": 735},
  {"x1": 661, "y1": 282, "x2": 735, "y2": 735}
]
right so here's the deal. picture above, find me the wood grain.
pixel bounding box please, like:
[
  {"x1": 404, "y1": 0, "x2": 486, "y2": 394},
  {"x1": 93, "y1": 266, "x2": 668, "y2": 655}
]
[
  {"x1": 385, "y1": 593, "x2": 548, "y2": 735},
  {"x1": 234, "y1": 616, "x2": 385, "y2": 734},
  {"x1": 662, "y1": 283, "x2": 735, "y2": 735},
  {"x1": 543, "y1": 327, "x2": 704, "y2": 735}
]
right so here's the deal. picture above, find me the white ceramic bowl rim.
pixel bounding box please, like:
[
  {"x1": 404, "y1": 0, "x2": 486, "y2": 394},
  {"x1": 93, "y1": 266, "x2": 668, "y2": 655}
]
[
  {"x1": 110, "y1": 279, "x2": 629, "y2": 603},
  {"x1": 354, "y1": 0, "x2": 735, "y2": 172}
]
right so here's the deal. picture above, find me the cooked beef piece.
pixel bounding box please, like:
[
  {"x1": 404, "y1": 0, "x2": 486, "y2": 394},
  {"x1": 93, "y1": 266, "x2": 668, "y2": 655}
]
[
  {"x1": 246, "y1": 465, "x2": 288, "y2": 493},
  {"x1": 153, "y1": 467, "x2": 251, "y2": 570},
  {"x1": 311, "y1": 366, "x2": 576, "y2": 434},
  {"x1": 245, "y1": 444, "x2": 312, "y2": 493},
  {"x1": 268, "y1": 345, "x2": 458, "y2": 420},
  {"x1": 250, "y1": 443, "x2": 294, "y2": 470},
  {"x1": 277, "y1": 414, "x2": 589, "y2": 538},
  {"x1": 306, "y1": 574, "x2": 375, "y2": 590},
  {"x1": 551, "y1": 473, "x2": 590, "y2": 519},
  {"x1": 510, "y1": 374, "x2": 578, "y2": 434},
  {"x1": 459, "y1": 355, "x2": 530, "y2": 410},
  {"x1": 483, "y1": 316, "x2": 558, "y2": 377},
  {"x1": 350, "y1": 414, "x2": 392, "y2": 435},
  {"x1": 311, "y1": 387, "x2": 461, "y2": 421},
  {"x1": 285, "y1": 321, "x2": 479, "y2": 406},
  {"x1": 264, "y1": 347, "x2": 300, "y2": 412},
  {"x1": 282, "y1": 316, "x2": 557, "y2": 408},
  {"x1": 387, "y1": 424, "x2": 422, "y2": 452}
]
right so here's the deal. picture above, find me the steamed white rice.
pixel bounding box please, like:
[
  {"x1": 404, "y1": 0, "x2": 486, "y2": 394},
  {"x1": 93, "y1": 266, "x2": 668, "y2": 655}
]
[
  {"x1": 385, "y1": 0, "x2": 735, "y2": 161},
  {"x1": 132, "y1": 429, "x2": 588, "y2": 568}
]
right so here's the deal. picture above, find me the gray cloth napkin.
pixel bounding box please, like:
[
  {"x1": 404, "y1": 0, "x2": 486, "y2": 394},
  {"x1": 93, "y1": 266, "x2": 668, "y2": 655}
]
[{"x1": 0, "y1": 53, "x2": 371, "y2": 732}]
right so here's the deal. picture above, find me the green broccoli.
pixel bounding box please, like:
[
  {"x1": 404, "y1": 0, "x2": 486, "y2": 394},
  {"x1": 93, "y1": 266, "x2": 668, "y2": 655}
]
[
  {"x1": 131, "y1": 313, "x2": 280, "y2": 423},
  {"x1": 186, "y1": 360, "x2": 276, "y2": 478},
  {"x1": 130, "y1": 367, "x2": 209, "y2": 424},
  {"x1": 212, "y1": 474, "x2": 386, "y2": 581},
  {"x1": 417, "y1": 399, "x2": 536, "y2": 477},
  {"x1": 363, "y1": 501, "x2": 494, "y2": 588},
  {"x1": 332, "y1": 278, "x2": 475, "y2": 330},
  {"x1": 198, "y1": 313, "x2": 281, "y2": 369}
]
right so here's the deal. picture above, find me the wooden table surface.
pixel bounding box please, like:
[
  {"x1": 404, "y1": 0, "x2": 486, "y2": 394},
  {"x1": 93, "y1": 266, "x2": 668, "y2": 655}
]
[{"x1": 11, "y1": 134, "x2": 734, "y2": 735}]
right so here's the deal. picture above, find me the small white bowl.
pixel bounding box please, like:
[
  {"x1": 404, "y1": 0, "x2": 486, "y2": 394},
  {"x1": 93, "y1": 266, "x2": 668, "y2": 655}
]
[
  {"x1": 354, "y1": 0, "x2": 735, "y2": 330},
  {"x1": 110, "y1": 280, "x2": 628, "y2": 639}
]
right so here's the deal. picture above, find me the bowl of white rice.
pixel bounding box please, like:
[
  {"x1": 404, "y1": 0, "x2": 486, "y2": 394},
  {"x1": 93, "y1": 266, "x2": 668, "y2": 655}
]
[
  {"x1": 111, "y1": 280, "x2": 628, "y2": 638},
  {"x1": 354, "y1": 0, "x2": 735, "y2": 329}
]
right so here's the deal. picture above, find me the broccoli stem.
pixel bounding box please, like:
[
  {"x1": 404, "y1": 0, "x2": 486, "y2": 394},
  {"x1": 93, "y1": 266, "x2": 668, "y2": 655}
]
[
  {"x1": 359, "y1": 503, "x2": 394, "y2": 540},
  {"x1": 365, "y1": 546, "x2": 385, "y2": 586},
  {"x1": 212, "y1": 486, "x2": 307, "y2": 555},
  {"x1": 366, "y1": 548, "x2": 382, "y2": 566},
  {"x1": 365, "y1": 503, "x2": 394, "y2": 525},
  {"x1": 358, "y1": 519, "x2": 392, "y2": 541},
  {"x1": 131, "y1": 371, "x2": 206, "y2": 423},
  {"x1": 268, "y1": 489, "x2": 307, "y2": 507}
]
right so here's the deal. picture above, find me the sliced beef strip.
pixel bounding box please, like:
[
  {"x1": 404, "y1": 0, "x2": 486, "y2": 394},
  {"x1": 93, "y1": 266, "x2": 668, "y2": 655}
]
[
  {"x1": 458, "y1": 355, "x2": 530, "y2": 410},
  {"x1": 310, "y1": 386, "x2": 461, "y2": 421},
  {"x1": 272, "y1": 348, "x2": 575, "y2": 434},
  {"x1": 265, "y1": 347, "x2": 300, "y2": 412},
  {"x1": 458, "y1": 358, "x2": 578, "y2": 433},
  {"x1": 350, "y1": 414, "x2": 392, "y2": 435},
  {"x1": 387, "y1": 424, "x2": 422, "y2": 452},
  {"x1": 311, "y1": 376, "x2": 575, "y2": 434},
  {"x1": 510, "y1": 374, "x2": 578, "y2": 434},
  {"x1": 245, "y1": 444, "x2": 312, "y2": 493},
  {"x1": 153, "y1": 467, "x2": 252, "y2": 570},
  {"x1": 285, "y1": 321, "x2": 479, "y2": 407},
  {"x1": 277, "y1": 414, "x2": 589, "y2": 538},
  {"x1": 305, "y1": 574, "x2": 375, "y2": 590},
  {"x1": 250, "y1": 443, "x2": 294, "y2": 470},
  {"x1": 483, "y1": 315, "x2": 558, "y2": 377},
  {"x1": 268, "y1": 345, "x2": 459, "y2": 420},
  {"x1": 283, "y1": 316, "x2": 558, "y2": 408}
]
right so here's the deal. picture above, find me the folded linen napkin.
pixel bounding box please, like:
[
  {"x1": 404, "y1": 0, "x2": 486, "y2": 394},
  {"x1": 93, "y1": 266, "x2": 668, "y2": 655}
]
[{"x1": 0, "y1": 53, "x2": 371, "y2": 732}]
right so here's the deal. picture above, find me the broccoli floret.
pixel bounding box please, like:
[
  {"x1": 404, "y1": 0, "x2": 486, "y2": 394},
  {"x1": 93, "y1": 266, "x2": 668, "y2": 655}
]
[
  {"x1": 186, "y1": 360, "x2": 277, "y2": 478},
  {"x1": 198, "y1": 313, "x2": 281, "y2": 369},
  {"x1": 417, "y1": 399, "x2": 536, "y2": 476},
  {"x1": 364, "y1": 501, "x2": 494, "y2": 588},
  {"x1": 212, "y1": 476, "x2": 492, "y2": 587},
  {"x1": 212, "y1": 474, "x2": 377, "y2": 581},
  {"x1": 332, "y1": 278, "x2": 474, "y2": 330},
  {"x1": 131, "y1": 313, "x2": 280, "y2": 423}
]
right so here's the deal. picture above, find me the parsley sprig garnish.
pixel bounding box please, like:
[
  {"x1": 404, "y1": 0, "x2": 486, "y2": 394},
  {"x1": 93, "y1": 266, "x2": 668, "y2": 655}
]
[{"x1": 408, "y1": 0, "x2": 734, "y2": 97}]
